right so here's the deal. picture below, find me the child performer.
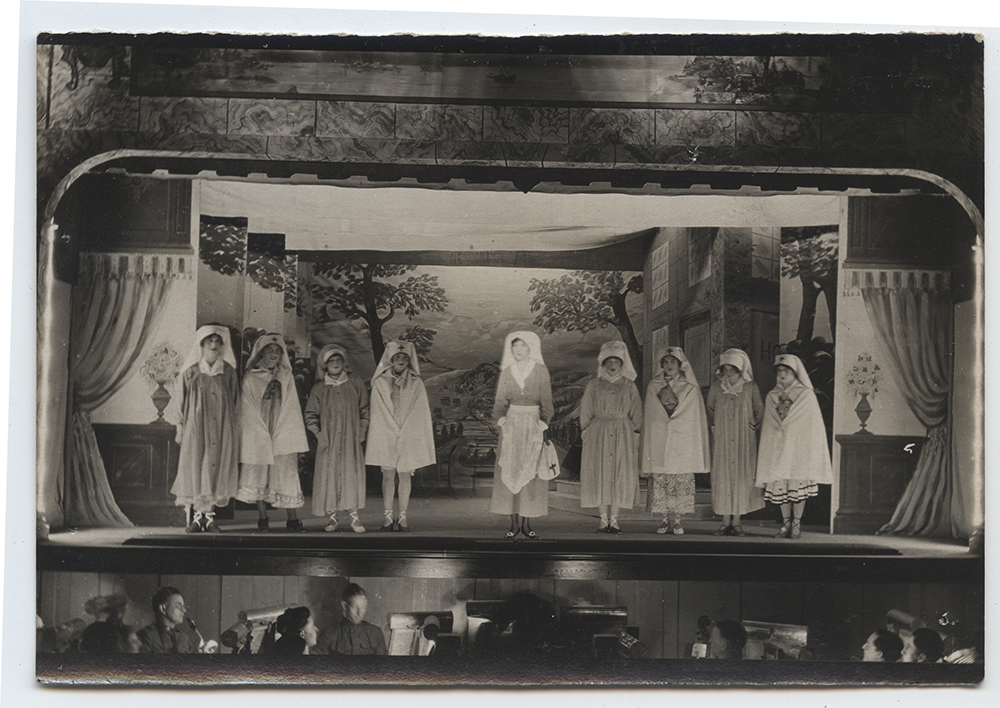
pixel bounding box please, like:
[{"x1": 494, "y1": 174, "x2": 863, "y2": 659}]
[
  {"x1": 705, "y1": 349, "x2": 765, "y2": 536},
  {"x1": 579, "y1": 341, "x2": 643, "y2": 534},
  {"x1": 490, "y1": 331, "x2": 554, "y2": 540},
  {"x1": 171, "y1": 325, "x2": 240, "y2": 533},
  {"x1": 305, "y1": 345, "x2": 370, "y2": 533},
  {"x1": 236, "y1": 333, "x2": 309, "y2": 532},
  {"x1": 366, "y1": 341, "x2": 436, "y2": 532},
  {"x1": 755, "y1": 353, "x2": 834, "y2": 539},
  {"x1": 641, "y1": 347, "x2": 710, "y2": 535}
]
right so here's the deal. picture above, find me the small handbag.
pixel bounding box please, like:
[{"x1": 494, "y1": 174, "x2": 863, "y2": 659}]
[{"x1": 537, "y1": 440, "x2": 561, "y2": 481}]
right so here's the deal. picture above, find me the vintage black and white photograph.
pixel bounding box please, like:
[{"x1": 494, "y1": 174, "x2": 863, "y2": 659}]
[{"x1": 24, "y1": 0, "x2": 988, "y2": 691}]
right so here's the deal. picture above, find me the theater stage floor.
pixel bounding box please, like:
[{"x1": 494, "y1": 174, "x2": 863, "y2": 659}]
[{"x1": 38, "y1": 495, "x2": 980, "y2": 583}]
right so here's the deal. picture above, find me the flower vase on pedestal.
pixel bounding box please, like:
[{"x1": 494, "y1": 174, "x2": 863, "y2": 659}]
[
  {"x1": 150, "y1": 382, "x2": 172, "y2": 425},
  {"x1": 854, "y1": 392, "x2": 873, "y2": 434}
]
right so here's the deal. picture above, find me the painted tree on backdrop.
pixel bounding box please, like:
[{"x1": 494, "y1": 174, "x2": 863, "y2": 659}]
[
  {"x1": 528, "y1": 270, "x2": 644, "y2": 384},
  {"x1": 780, "y1": 226, "x2": 839, "y2": 343},
  {"x1": 395, "y1": 325, "x2": 438, "y2": 366},
  {"x1": 309, "y1": 263, "x2": 448, "y2": 364}
]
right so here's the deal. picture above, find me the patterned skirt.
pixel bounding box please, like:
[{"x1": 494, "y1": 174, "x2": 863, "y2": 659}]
[{"x1": 645, "y1": 473, "x2": 696, "y2": 516}]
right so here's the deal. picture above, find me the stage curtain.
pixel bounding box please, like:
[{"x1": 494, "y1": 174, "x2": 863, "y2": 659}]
[
  {"x1": 62, "y1": 253, "x2": 190, "y2": 528},
  {"x1": 859, "y1": 270, "x2": 954, "y2": 537}
]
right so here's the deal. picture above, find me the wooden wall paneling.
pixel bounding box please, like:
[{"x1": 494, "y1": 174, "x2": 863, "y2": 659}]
[
  {"x1": 38, "y1": 571, "x2": 57, "y2": 627},
  {"x1": 364, "y1": 575, "x2": 410, "y2": 635},
  {"x1": 301, "y1": 576, "x2": 347, "y2": 632},
  {"x1": 282, "y1": 575, "x2": 302, "y2": 607},
  {"x1": 193, "y1": 575, "x2": 223, "y2": 645},
  {"x1": 551, "y1": 579, "x2": 616, "y2": 611},
  {"x1": 676, "y1": 581, "x2": 741, "y2": 659},
  {"x1": 628, "y1": 581, "x2": 667, "y2": 659},
  {"x1": 740, "y1": 582, "x2": 804, "y2": 626},
  {"x1": 658, "y1": 581, "x2": 681, "y2": 659},
  {"x1": 535, "y1": 579, "x2": 557, "y2": 607},
  {"x1": 801, "y1": 581, "x2": 864, "y2": 661},
  {"x1": 861, "y1": 582, "x2": 923, "y2": 640},
  {"x1": 920, "y1": 583, "x2": 985, "y2": 653},
  {"x1": 250, "y1": 575, "x2": 287, "y2": 612},
  {"x1": 219, "y1": 575, "x2": 254, "y2": 642},
  {"x1": 57, "y1": 571, "x2": 101, "y2": 627}
]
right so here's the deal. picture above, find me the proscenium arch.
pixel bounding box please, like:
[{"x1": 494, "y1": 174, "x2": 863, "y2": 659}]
[
  {"x1": 41, "y1": 149, "x2": 984, "y2": 243},
  {"x1": 37, "y1": 149, "x2": 984, "y2": 532}
]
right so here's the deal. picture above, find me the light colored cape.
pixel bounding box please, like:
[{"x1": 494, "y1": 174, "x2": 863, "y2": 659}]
[
  {"x1": 365, "y1": 340, "x2": 436, "y2": 470},
  {"x1": 641, "y1": 369, "x2": 710, "y2": 476},
  {"x1": 240, "y1": 333, "x2": 308, "y2": 464},
  {"x1": 755, "y1": 354, "x2": 833, "y2": 485}
]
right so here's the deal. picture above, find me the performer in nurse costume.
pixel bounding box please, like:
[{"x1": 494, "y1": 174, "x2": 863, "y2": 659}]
[
  {"x1": 641, "y1": 346, "x2": 710, "y2": 535},
  {"x1": 579, "y1": 340, "x2": 643, "y2": 534},
  {"x1": 705, "y1": 348, "x2": 765, "y2": 537},
  {"x1": 490, "y1": 331, "x2": 554, "y2": 540},
  {"x1": 172, "y1": 324, "x2": 240, "y2": 533},
  {"x1": 305, "y1": 345, "x2": 370, "y2": 533},
  {"x1": 236, "y1": 333, "x2": 309, "y2": 533},
  {"x1": 755, "y1": 353, "x2": 834, "y2": 540},
  {"x1": 366, "y1": 341, "x2": 436, "y2": 532}
]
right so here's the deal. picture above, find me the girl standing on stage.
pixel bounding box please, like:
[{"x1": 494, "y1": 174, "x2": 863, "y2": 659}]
[
  {"x1": 305, "y1": 345, "x2": 370, "y2": 533},
  {"x1": 755, "y1": 353, "x2": 834, "y2": 539},
  {"x1": 366, "y1": 340, "x2": 436, "y2": 532},
  {"x1": 172, "y1": 324, "x2": 240, "y2": 533},
  {"x1": 641, "y1": 347, "x2": 710, "y2": 535},
  {"x1": 705, "y1": 348, "x2": 765, "y2": 536},
  {"x1": 236, "y1": 333, "x2": 309, "y2": 533},
  {"x1": 579, "y1": 341, "x2": 643, "y2": 534},
  {"x1": 491, "y1": 331, "x2": 554, "y2": 540}
]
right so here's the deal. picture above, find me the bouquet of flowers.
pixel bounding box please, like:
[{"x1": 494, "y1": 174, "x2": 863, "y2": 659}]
[
  {"x1": 846, "y1": 352, "x2": 881, "y2": 398},
  {"x1": 140, "y1": 341, "x2": 183, "y2": 388}
]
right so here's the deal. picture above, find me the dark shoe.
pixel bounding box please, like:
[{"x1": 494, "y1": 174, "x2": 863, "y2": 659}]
[
  {"x1": 257, "y1": 517, "x2": 270, "y2": 532},
  {"x1": 504, "y1": 528, "x2": 520, "y2": 540},
  {"x1": 379, "y1": 520, "x2": 394, "y2": 532},
  {"x1": 608, "y1": 525, "x2": 623, "y2": 535},
  {"x1": 731, "y1": 525, "x2": 746, "y2": 537},
  {"x1": 790, "y1": 519, "x2": 802, "y2": 540},
  {"x1": 520, "y1": 524, "x2": 539, "y2": 540},
  {"x1": 393, "y1": 517, "x2": 409, "y2": 532},
  {"x1": 202, "y1": 517, "x2": 221, "y2": 533},
  {"x1": 185, "y1": 518, "x2": 203, "y2": 533},
  {"x1": 714, "y1": 524, "x2": 731, "y2": 536},
  {"x1": 286, "y1": 519, "x2": 305, "y2": 533}
]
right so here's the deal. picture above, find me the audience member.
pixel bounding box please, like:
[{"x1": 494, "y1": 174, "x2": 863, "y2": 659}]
[
  {"x1": 861, "y1": 629, "x2": 903, "y2": 662},
  {"x1": 901, "y1": 628, "x2": 945, "y2": 663},
  {"x1": 137, "y1": 586, "x2": 205, "y2": 654},
  {"x1": 709, "y1": 619, "x2": 747, "y2": 659},
  {"x1": 313, "y1": 583, "x2": 387, "y2": 655},
  {"x1": 272, "y1": 606, "x2": 318, "y2": 655}
]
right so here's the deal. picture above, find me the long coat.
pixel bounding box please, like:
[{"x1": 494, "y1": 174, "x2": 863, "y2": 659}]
[
  {"x1": 579, "y1": 376, "x2": 643, "y2": 509},
  {"x1": 305, "y1": 374, "x2": 370, "y2": 514}
]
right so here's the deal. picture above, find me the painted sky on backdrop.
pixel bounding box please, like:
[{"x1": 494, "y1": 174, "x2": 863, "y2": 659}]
[{"x1": 311, "y1": 265, "x2": 643, "y2": 382}]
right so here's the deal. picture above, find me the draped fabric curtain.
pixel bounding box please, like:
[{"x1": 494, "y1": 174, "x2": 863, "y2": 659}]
[
  {"x1": 856, "y1": 269, "x2": 954, "y2": 537},
  {"x1": 61, "y1": 252, "x2": 191, "y2": 528}
]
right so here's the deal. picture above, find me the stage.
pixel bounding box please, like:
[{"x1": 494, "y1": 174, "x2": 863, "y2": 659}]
[{"x1": 38, "y1": 495, "x2": 980, "y2": 583}]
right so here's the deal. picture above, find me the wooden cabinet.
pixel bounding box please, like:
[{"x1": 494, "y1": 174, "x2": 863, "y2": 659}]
[
  {"x1": 92, "y1": 423, "x2": 186, "y2": 527},
  {"x1": 834, "y1": 434, "x2": 925, "y2": 534}
]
